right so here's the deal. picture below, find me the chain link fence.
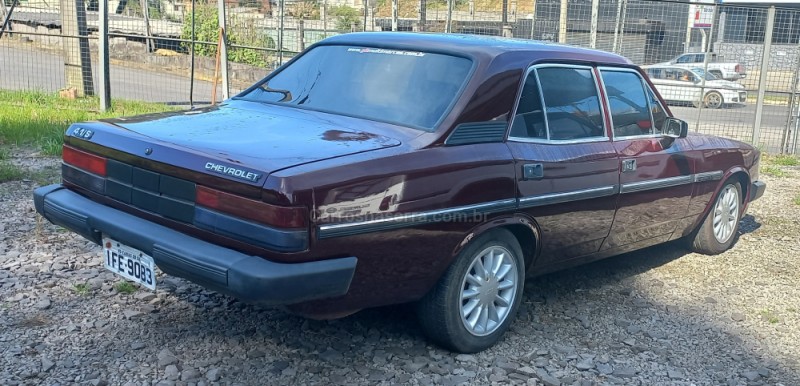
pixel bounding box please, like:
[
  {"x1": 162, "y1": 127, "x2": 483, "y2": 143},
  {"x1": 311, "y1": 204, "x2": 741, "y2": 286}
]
[{"x1": 1, "y1": 0, "x2": 799, "y2": 153}]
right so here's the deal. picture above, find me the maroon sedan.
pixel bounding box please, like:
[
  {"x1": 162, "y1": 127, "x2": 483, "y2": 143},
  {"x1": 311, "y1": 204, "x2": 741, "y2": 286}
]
[{"x1": 34, "y1": 32, "x2": 765, "y2": 352}]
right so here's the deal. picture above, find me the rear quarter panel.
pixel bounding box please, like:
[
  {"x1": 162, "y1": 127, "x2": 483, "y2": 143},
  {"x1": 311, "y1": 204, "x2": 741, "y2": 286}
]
[
  {"x1": 672, "y1": 134, "x2": 758, "y2": 239},
  {"x1": 267, "y1": 143, "x2": 517, "y2": 314}
]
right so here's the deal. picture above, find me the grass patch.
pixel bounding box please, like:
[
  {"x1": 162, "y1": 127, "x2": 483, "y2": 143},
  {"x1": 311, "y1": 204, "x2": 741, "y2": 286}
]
[
  {"x1": 794, "y1": 195, "x2": 800, "y2": 207},
  {"x1": 0, "y1": 90, "x2": 178, "y2": 156},
  {"x1": 764, "y1": 154, "x2": 799, "y2": 167},
  {"x1": 73, "y1": 283, "x2": 91, "y2": 296},
  {"x1": 0, "y1": 162, "x2": 24, "y2": 183},
  {"x1": 759, "y1": 309, "x2": 780, "y2": 324},
  {"x1": 761, "y1": 165, "x2": 789, "y2": 178},
  {"x1": 114, "y1": 281, "x2": 138, "y2": 295}
]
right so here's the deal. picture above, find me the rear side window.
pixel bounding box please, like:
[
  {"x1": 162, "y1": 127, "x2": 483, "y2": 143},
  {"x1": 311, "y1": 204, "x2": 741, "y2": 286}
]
[
  {"x1": 512, "y1": 66, "x2": 605, "y2": 141},
  {"x1": 539, "y1": 67, "x2": 605, "y2": 140},
  {"x1": 509, "y1": 71, "x2": 546, "y2": 139}
]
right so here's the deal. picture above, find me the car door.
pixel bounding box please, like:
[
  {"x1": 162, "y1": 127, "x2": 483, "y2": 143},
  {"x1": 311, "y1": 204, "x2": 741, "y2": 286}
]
[
  {"x1": 597, "y1": 67, "x2": 695, "y2": 250},
  {"x1": 507, "y1": 64, "x2": 619, "y2": 267}
]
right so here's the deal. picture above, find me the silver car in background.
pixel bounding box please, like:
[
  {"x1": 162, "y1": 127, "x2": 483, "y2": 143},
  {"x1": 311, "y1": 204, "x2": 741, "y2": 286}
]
[{"x1": 643, "y1": 65, "x2": 747, "y2": 109}]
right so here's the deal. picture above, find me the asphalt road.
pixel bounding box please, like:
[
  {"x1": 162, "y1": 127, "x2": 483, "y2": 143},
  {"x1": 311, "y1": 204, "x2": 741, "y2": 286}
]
[
  {"x1": 1, "y1": 45, "x2": 219, "y2": 104},
  {"x1": 671, "y1": 103, "x2": 790, "y2": 130}
]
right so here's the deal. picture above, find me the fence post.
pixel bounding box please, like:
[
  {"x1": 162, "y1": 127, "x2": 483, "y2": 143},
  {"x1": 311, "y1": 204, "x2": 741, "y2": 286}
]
[
  {"x1": 98, "y1": 0, "x2": 110, "y2": 111},
  {"x1": 446, "y1": 0, "x2": 453, "y2": 33},
  {"x1": 278, "y1": 0, "x2": 284, "y2": 64},
  {"x1": 752, "y1": 6, "x2": 776, "y2": 147},
  {"x1": 419, "y1": 0, "x2": 427, "y2": 32},
  {"x1": 528, "y1": 0, "x2": 536, "y2": 40},
  {"x1": 558, "y1": 0, "x2": 567, "y2": 43},
  {"x1": 216, "y1": 0, "x2": 229, "y2": 100},
  {"x1": 612, "y1": 0, "x2": 623, "y2": 52},
  {"x1": 298, "y1": 18, "x2": 305, "y2": 51},
  {"x1": 59, "y1": 0, "x2": 94, "y2": 97},
  {"x1": 392, "y1": 0, "x2": 398, "y2": 31},
  {"x1": 322, "y1": 0, "x2": 326, "y2": 37},
  {"x1": 363, "y1": 0, "x2": 367, "y2": 32},
  {"x1": 693, "y1": 5, "x2": 717, "y2": 132},
  {"x1": 589, "y1": 0, "x2": 598, "y2": 48},
  {"x1": 139, "y1": 0, "x2": 153, "y2": 52}
]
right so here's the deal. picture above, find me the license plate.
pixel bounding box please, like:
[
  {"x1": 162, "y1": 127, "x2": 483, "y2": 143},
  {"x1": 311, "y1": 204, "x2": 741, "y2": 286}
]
[{"x1": 103, "y1": 237, "x2": 156, "y2": 290}]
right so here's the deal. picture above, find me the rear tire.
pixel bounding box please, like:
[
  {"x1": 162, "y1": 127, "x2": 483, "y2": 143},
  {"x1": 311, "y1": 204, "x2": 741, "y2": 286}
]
[
  {"x1": 416, "y1": 229, "x2": 525, "y2": 353},
  {"x1": 691, "y1": 180, "x2": 742, "y2": 255}
]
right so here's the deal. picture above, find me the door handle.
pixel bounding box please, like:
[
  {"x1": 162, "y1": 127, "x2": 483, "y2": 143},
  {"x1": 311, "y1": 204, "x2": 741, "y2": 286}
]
[
  {"x1": 622, "y1": 159, "x2": 637, "y2": 173},
  {"x1": 523, "y1": 163, "x2": 544, "y2": 180}
]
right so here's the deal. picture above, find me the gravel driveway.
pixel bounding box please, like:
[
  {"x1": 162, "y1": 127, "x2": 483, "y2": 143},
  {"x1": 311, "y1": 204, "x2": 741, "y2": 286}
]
[{"x1": 1, "y1": 152, "x2": 799, "y2": 386}]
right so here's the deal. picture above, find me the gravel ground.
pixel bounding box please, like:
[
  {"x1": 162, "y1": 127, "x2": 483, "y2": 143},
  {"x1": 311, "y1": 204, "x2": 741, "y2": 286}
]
[{"x1": 1, "y1": 149, "x2": 799, "y2": 386}]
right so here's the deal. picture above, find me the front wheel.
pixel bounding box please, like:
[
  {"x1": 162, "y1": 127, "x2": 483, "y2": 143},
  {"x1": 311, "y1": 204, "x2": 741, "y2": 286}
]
[
  {"x1": 690, "y1": 180, "x2": 742, "y2": 255},
  {"x1": 416, "y1": 229, "x2": 525, "y2": 353},
  {"x1": 704, "y1": 91, "x2": 724, "y2": 109}
]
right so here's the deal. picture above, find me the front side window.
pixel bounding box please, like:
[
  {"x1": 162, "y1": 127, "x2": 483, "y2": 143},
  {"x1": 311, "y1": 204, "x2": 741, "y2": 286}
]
[
  {"x1": 647, "y1": 87, "x2": 668, "y2": 135},
  {"x1": 238, "y1": 45, "x2": 473, "y2": 131},
  {"x1": 511, "y1": 66, "x2": 605, "y2": 141},
  {"x1": 600, "y1": 70, "x2": 653, "y2": 138}
]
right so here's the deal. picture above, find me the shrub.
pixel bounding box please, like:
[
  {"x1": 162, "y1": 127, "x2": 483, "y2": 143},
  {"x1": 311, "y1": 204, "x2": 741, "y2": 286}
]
[
  {"x1": 329, "y1": 5, "x2": 361, "y2": 31},
  {"x1": 181, "y1": 4, "x2": 275, "y2": 67}
]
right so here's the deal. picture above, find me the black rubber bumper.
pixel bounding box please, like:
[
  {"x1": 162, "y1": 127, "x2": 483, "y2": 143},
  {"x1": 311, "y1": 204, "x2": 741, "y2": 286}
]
[
  {"x1": 33, "y1": 184, "x2": 357, "y2": 305},
  {"x1": 750, "y1": 180, "x2": 766, "y2": 202}
]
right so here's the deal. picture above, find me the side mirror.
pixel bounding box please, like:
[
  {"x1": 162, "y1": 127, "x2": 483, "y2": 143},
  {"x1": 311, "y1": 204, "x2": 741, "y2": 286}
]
[{"x1": 663, "y1": 117, "x2": 688, "y2": 138}]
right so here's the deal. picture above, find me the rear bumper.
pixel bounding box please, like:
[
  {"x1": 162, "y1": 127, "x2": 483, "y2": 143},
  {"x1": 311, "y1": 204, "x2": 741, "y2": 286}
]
[
  {"x1": 33, "y1": 184, "x2": 357, "y2": 305},
  {"x1": 750, "y1": 180, "x2": 766, "y2": 202}
]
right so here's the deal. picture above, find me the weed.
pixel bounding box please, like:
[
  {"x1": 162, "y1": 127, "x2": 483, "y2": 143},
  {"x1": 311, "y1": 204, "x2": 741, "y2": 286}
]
[
  {"x1": 759, "y1": 309, "x2": 780, "y2": 324},
  {"x1": 765, "y1": 154, "x2": 799, "y2": 167},
  {"x1": 0, "y1": 90, "x2": 177, "y2": 156},
  {"x1": 761, "y1": 165, "x2": 788, "y2": 178},
  {"x1": 114, "y1": 281, "x2": 137, "y2": 295},
  {"x1": 73, "y1": 283, "x2": 91, "y2": 296},
  {"x1": 0, "y1": 162, "x2": 24, "y2": 183}
]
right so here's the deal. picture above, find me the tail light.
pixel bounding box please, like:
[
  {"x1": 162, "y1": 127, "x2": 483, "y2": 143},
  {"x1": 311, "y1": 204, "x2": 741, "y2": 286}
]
[
  {"x1": 735, "y1": 64, "x2": 743, "y2": 73},
  {"x1": 196, "y1": 186, "x2": 307, "y2": 228},
  {"x1": 63, "y1": 145, "x2": 107, "y2": 176}
]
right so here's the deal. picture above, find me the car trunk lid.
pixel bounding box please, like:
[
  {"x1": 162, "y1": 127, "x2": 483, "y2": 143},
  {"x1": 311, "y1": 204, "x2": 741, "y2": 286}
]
[{"x1": 98, "y1": 100, "x2": 402, "y2": 180}]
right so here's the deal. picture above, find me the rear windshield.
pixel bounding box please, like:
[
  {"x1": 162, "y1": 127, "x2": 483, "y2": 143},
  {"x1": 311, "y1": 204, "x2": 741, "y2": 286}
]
[{"x1": 238, "y1": 45, "x2": 473, "y2": 131}]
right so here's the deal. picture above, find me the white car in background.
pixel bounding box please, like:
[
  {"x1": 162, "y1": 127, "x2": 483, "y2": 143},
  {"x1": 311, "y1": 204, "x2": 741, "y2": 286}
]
[{"x1": 643, "y1": 65, "x2": 747, "y2": 109}]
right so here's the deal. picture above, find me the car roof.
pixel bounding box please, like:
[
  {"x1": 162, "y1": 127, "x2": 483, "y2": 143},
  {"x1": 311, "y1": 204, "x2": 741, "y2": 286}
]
[{"x1": 318, "y1": 32, "x2": 632, "y2": 65}]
